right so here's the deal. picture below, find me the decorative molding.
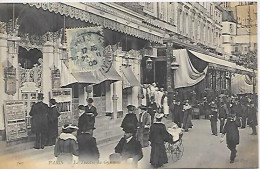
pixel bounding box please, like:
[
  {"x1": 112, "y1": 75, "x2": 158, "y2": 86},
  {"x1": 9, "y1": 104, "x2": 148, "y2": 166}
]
[
  {"x1": 7, "y1": 19, "x2": 20, "y2": 37},
  {"x1": 18, "y1": 59, "x2": 43, "y2": 90},
  {"x1": 18, "y1": 30, "x2": 62, "y2": 51},
  {"x1": 0, "y1": 21, "x2": 6, "y2": 34},
  {"x1": 26, "y1": 3, "x2": 163, "y2": 43}
]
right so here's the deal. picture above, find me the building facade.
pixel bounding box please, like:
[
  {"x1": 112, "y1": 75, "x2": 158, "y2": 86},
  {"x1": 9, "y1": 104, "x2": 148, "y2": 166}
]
[{"x1": 0, "y1": 2, "x2": 254, "y2": 143}]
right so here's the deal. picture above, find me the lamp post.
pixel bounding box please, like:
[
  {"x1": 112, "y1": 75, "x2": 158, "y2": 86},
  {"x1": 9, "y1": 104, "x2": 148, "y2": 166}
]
[{"x1": 166, "y1": 41, "x2": 179, "y2": 104}]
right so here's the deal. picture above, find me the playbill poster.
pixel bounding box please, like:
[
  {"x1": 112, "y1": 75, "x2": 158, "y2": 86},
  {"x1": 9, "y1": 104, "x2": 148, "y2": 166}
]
[{"x1": 0, "y1": 2, "x2": 258, "y2": 169}]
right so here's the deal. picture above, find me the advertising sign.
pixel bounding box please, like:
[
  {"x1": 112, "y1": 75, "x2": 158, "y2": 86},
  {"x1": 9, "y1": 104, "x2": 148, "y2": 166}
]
[
  {"x1": 4, "y1": 100, "x2": 27, "y2": 141},
  {"x1": 50, "y1": 88, "x2": 73, "y2": 127}
]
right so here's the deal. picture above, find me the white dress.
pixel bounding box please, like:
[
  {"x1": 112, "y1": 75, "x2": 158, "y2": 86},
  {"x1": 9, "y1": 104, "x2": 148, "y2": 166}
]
[
  {"x1": 141, "y1": 88, "x2": 147, "y2": 106},
  {"x1": 163, "y1": 96, "x2": 169, "y2": 115},
  {"x1": 157, "y1": 91, "x2": 164, "y2": 108}
]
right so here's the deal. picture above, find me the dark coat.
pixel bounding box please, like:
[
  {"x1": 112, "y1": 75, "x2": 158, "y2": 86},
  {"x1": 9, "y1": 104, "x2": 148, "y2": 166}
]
[
  {"x1": 85, "y1": 105, "x2": 98, "y2": 129},
  {"x1": 77, "y1": 133, "x2": 99, "y2": 163},
  {"x1": 115, "y1": 136, "x2": 143, "y2": 162},
  {"x1": 54, "y1": 133, "x2": 79, "y2": 164},
  {"x1": 248, "y1": 107, "x2": 257, "y2": 126},
  {"x1": 29, "y1": 101, "x2": 49, "y2": 133},
  {"x1": 218, "y1": 104, "x2": 228, "y2": 119},
  {"x1": 121, "y1": 113, "x2": 138, "y2": 132},
  {"x1": 77, "y1": 113, "x2": 89, "y2": 135},
  {"x1": 149, "y1": 123, "x2": 173, "y2": 167},
  {"x1": 47, "y1": 106, "x2": 60, "y2": 138},
  {"x1": 231, "y1": 103, "x2": 243, "y2": 118},
  {"x1": 209, "y1": 110, "x2": 218, "y2": 121},
  {"x1": 148, "y1": 102, "x2": 158, "y2": 115},
  {"x1": 173, "y1": 104, "x2": 183, "y2": 123},
  {"x1": 222, "y1": 118, "x2": 241, "y2": 145}
]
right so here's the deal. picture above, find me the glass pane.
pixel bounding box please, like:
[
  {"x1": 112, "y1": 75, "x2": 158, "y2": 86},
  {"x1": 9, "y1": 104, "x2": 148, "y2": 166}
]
[
  {"x1": 31, "y1": 93, "x2": 36, "y2": 99},
  {"x1": 22, "y1": 94, "x2": 28, "y2": 99}
]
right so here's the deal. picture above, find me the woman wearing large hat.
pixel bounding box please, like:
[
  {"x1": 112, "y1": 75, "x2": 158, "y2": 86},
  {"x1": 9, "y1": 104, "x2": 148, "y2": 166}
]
[
  {"x1": 149, "y1": 113, "x2": 174, "y2": 168},
  {"x1": 54, "y1": 124, "x2": 79, "y2": 164}
]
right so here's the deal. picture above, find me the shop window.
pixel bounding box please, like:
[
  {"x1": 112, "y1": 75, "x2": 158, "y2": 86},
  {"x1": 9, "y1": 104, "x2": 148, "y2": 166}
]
[
  {"x1": 93, "y1": 82, "x2": 106, "y2": 97},
  {"x1": 229, "y1": 24, "x2": 233, "y2": 33}
]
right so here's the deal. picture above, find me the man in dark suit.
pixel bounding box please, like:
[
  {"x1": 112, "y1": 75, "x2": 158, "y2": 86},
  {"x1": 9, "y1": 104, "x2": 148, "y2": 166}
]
[
  {"x1": 121, "y1": 105, "x2": 138, "y2": 134},
  {"x1": 77, "y1": 126, "x2": 99, "y2": 163},
  {"x1": 218, "y1": 100, "x2": 229, "y2": 133},
  {"x1": 209, "y1": 101, "x2": 218, "y2": 136},
  {"x1": 85, "y1": 98, "x2": 98, "y2": 134},
  {"x1": 221, "y1": 113, "x2": 241, "y2": 163},
  {"x1": 147, "y1": 96, "x2": 157, "y2": 124},
  {"x1": 115, "y1": 124, "x2": 143, "y2": 168},
  {"x1": 29, "y1": 93, "x2": 49, "y2": 149}
]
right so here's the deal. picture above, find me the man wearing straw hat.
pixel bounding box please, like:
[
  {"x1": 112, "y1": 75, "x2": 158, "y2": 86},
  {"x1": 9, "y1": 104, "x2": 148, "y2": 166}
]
[{"x1": 29, "y1": 93, "x2": 49, "y2": 149}]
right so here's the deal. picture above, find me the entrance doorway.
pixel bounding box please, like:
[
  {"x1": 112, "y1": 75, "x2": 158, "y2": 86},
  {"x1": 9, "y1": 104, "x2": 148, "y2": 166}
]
[{"x1": 155, "y1": 61, "x2": 167, "y2": 89}]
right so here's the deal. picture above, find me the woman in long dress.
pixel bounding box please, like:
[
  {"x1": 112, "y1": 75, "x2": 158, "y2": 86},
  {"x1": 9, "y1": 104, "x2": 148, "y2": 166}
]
[
  {"x1": 149, "y1": 113, "x2": 173, "y2": 168},
  {"x1": 162, "y1": 91, "x2": 169, "y2": 118}
]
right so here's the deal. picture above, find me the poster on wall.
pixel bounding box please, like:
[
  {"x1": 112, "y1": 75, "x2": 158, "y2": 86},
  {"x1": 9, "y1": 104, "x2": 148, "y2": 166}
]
[
  {"x1": 49, "y1": 88, "x2": 73, "y2": 127},
  {"x1": 4, "y1": 100, "x2": 27, "y2": 141}
]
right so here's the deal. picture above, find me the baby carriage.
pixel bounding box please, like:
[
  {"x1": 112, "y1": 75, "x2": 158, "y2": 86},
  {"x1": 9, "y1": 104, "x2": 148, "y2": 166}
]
[{"x1": 165, "y1": 123, "x2": 184, "y2": 162}]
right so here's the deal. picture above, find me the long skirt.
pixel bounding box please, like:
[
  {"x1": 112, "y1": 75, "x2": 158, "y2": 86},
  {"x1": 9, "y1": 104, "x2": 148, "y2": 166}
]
[
  {"x1": 150, "y1": 143, "x2": 168, "y2": 167},
  {"x1": 138, "y1": 127, "x2": 150, "y2": 148}
]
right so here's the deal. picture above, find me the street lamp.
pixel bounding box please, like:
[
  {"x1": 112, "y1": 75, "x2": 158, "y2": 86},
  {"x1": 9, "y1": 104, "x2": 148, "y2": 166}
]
[
  {"x1": 170, "y1": 59, "x2": 179, "y2": 99},
  {"x1": 146, "y1": 57, "x2": 153, "y2": 70}
]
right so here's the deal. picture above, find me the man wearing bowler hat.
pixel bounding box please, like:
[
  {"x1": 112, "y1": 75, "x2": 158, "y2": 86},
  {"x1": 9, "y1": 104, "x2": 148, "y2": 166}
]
[
  {"x1": 115, "y1": 123, "x2": 143, "y2": 168},
  {"x1": 29, "y1": 93, "x2": 49, "y2": 149},
  {"x1": 121, "y1": 105, "x2": 138, "y2": 134}
]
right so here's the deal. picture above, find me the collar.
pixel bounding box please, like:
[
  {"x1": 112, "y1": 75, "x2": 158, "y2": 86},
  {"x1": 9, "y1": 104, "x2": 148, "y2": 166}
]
[
  {"x1": 59, "y1": 133, "x2": 77, "y2": 142},
  {"x1": 51, "y1": 105, "x2": 56, "y2": 108},
  {"x1": 126, "y1": 136, "x2": 133, "y2": 143},
  {"x1": 79, "y1": 112, "x2": 85, "y2": 117},
  {"x1": 88, "y1": 105, "x2": 92, "y2": 108},
  {"x1": 154, "y1": 121, "x2": 163, "y2": 124},
  {"x1": 183, "y1": 105, "x2": 192, "y2": 110}
]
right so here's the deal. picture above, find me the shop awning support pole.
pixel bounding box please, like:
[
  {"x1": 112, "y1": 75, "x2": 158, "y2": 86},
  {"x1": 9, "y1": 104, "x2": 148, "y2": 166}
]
[{"x1": 112, "y1": 82, "x2": 118, "y2": 119}]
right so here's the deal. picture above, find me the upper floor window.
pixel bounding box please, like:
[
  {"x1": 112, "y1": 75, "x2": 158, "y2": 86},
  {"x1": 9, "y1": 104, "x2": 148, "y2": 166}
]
[{"x1": 230, "y1": 24, "x2": 233, "y2": 33}]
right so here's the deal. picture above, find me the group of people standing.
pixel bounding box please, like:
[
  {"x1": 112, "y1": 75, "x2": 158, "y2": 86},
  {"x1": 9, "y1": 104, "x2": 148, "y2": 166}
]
[
  {"x1": 29, "y1": 93, "x2": 60, "y2": 149},
  {"x1": 140, "y1": 83, "x2": 170, "y2": 117},
  {"x1": 170, "y1": 99, "x2": 193, "y2": 132},
  {"x1": 118, "y1": 103, "x2": 175, "y2": 168}
]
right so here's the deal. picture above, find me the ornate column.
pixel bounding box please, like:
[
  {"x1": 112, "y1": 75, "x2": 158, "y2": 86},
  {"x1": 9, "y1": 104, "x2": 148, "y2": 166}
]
[
  {"x1": 166, "y1": 41, "x2": 174, "y2": 103},
  {"x1": 0, "y1": 22, "x2": 8, "y2": 131},
  {"x1": 6, "y1": 19, "x2": 20, "y2": 100},
  {"x1": 42, "y1": 39, "x2": 54, "y2": 103}
]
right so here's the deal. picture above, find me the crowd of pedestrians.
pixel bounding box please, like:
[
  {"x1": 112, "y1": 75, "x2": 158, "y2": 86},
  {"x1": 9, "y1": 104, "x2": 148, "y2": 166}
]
[{"x1": 29, "y1": 88, "x2": 257, "y2": 167}]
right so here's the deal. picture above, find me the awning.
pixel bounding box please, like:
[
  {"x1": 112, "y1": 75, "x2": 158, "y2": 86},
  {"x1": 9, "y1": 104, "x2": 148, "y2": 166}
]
[
  {"x1": 122, "y1": 67, "x2": 140, "y2": 88},
  {"x1": 188, "y1": 50, "x2": 253, "y2": 74},
  {"x1": 173, "y1": 49, "x2": 208, "y2": 89},
  {"x1": 61, "y1": 62, "x2": 122, "y2": 87},
  {"x1": 188, "y1": 50, "x2": 235, "y2": 71},
  {"x1": 72, "y1": 71, "x2": 100, "y2": 84},
  {"x1": 98, "y1": 66, "x2": 123, "y2": 83},
  {"x1": 231, "y1": 74, "x2": 253, "y2": 94}
]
